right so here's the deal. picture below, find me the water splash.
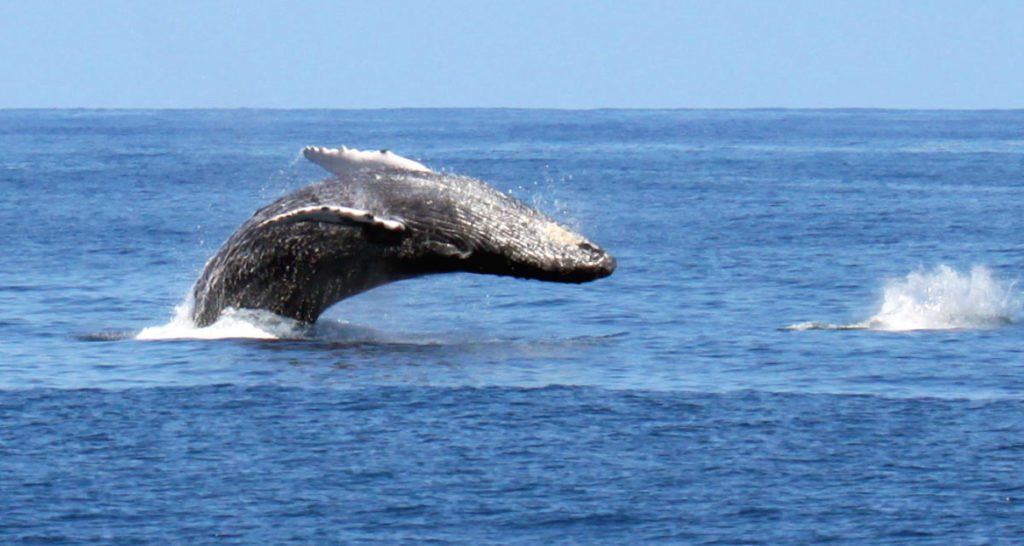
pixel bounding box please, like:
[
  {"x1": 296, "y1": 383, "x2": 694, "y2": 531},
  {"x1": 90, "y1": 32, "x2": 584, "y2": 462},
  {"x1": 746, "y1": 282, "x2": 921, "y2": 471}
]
[
  {"x1": 787, "y1": 265, "x2": 1021, "y2": 332},
  {"x1": 868, "y1": 265, "x2": 1019, "y2": 331},
  {"x1": 135, "y1": 301, "x2": 309, "y2": 341},
  {"x1": 132, "y1": 300, "x2": 624, "y2": 350}
]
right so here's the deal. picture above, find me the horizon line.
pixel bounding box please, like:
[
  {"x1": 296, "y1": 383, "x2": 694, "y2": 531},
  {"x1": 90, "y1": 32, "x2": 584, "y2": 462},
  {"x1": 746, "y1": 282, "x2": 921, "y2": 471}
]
[{"x1": 2, "y1": 106, "x2": 1024, "y2": 112}]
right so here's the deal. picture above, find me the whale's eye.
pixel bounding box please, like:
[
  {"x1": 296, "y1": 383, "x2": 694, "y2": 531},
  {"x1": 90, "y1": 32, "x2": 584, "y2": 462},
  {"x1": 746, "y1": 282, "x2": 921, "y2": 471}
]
[
  {"x1": 380, "y1": 149, "x2": 390, "y2": 154},
  {"x1": 577, "y1": 242, "x2": 603, "y2": 259}
]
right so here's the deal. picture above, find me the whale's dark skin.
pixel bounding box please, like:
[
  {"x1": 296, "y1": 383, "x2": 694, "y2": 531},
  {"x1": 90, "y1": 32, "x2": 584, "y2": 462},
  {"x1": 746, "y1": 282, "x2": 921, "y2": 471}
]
[{"x1": 190, "y1": 165, "x2": 616, "y2": 327}]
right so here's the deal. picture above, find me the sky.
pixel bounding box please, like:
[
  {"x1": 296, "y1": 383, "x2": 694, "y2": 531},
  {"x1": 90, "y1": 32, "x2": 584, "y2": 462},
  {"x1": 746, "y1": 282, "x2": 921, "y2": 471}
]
[{"x1": 1, "y1": 0, "x2": 1022, "y2": 109}]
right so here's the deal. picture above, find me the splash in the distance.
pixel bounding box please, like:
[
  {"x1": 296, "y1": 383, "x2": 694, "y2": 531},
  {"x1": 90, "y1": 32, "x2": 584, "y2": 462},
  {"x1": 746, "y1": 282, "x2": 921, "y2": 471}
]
[{"x1": 787, "y1": 265, "x2": 1021, "y2": 332}]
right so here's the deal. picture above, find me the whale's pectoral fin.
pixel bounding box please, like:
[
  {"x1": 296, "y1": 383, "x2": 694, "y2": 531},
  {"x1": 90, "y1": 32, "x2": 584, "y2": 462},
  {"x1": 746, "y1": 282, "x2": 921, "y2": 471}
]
[
  {"x1": 258, "y1": 205, "x2": 406, "y2": 233},
  {"x1": 303, "y1": 145, "x2": 432, "y2": 176}
]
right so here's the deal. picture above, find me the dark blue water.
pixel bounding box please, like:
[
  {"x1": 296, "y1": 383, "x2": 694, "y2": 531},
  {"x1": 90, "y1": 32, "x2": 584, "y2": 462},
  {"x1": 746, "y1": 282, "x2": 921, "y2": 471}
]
[{"x1": 3, "y1": 109, "x2": 1024, "y2": 543}]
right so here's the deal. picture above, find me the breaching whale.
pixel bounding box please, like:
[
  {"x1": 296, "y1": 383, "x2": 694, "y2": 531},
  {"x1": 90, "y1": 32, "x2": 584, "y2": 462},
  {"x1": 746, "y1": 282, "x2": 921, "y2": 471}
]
[{"x1": 189, "y1": 146, "x2": 616, "y2": 327}]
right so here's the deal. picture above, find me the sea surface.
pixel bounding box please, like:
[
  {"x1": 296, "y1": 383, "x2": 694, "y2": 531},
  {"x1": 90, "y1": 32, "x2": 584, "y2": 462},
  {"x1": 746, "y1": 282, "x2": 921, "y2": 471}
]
[{"x1": 2, "y1": 109, "x2": 1024, "y2": 544}]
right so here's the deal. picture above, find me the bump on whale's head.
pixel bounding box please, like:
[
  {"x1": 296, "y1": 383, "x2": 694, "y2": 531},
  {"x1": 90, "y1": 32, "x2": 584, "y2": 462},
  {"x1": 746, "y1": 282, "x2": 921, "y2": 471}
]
[{"x1": 304, "y1": 145, "x2": 616, "y2": 284}]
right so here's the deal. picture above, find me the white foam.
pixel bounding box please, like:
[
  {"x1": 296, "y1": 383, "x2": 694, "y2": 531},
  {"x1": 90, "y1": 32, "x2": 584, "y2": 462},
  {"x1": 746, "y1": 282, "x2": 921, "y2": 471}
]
[
  {"x1": 865, "y1": 265, "x2": 1020, "y2": 331},
  {"x1": 788, "y1": 265, "x2": 1021, "y2": 332},
  {"x1": 135, "y1": 301, "x2": 307, "y2": 341}
]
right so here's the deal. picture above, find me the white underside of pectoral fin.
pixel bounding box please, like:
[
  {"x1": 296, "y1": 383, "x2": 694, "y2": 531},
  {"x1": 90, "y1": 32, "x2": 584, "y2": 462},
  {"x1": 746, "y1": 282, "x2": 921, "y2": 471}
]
[
  {"x1": 258, "y1": 205, "x2": 406, "y2": 232},
  {"x1": 302, "y1": 145, "x2": 432, "y2": 177}
]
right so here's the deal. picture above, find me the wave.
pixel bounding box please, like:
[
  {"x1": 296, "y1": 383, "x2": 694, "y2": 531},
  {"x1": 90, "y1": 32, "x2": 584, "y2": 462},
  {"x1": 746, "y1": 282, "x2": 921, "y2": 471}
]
[{"x1": 787, "y1": 265, "x2": 1021, "y2": 332}]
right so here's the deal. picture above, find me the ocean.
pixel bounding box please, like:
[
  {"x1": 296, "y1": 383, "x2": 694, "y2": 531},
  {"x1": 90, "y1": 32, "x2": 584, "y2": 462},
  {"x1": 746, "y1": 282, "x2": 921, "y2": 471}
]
[{"x1": 2, "y1": 109, "x2": 1023, "y2": 544}]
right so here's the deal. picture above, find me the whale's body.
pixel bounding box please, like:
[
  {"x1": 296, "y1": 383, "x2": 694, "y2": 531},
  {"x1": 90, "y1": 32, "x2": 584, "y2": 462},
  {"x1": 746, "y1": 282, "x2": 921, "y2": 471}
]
[{"x1": 190, "y1": 147, "x2": 616, "y2": 327}]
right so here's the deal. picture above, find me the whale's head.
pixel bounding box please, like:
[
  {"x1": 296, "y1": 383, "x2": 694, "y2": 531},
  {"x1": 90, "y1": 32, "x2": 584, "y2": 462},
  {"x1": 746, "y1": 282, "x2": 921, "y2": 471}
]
[
  {"x1": 392, "y1": 172, "x2": 617, "y2": 283},
  {"x1": 299, "y1": 146, "x2": 617, "y2": 284}
]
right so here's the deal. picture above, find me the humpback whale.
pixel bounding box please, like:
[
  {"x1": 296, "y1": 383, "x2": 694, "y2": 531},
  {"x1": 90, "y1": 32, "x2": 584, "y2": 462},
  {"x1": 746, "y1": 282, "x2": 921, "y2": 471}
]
[{"x1": 189, "y1": 146, "x2": 616, "y2": 327}]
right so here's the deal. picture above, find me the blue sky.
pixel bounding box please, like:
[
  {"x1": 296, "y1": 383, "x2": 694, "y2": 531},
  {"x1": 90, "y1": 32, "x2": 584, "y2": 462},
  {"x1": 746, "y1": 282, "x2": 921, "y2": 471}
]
[{"x1": 2, "y1": 0, "x2": 1022, "y2": 109}]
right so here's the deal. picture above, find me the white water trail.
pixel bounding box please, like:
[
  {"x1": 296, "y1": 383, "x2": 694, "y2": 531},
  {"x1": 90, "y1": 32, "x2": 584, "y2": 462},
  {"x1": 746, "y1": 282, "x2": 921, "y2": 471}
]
[
  {"x1": 135, "y1": 299, "x2": 308, "y2": 341},
  {"x1": 787, "y1": 265, "x2": 1022, "y2": 332}
]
